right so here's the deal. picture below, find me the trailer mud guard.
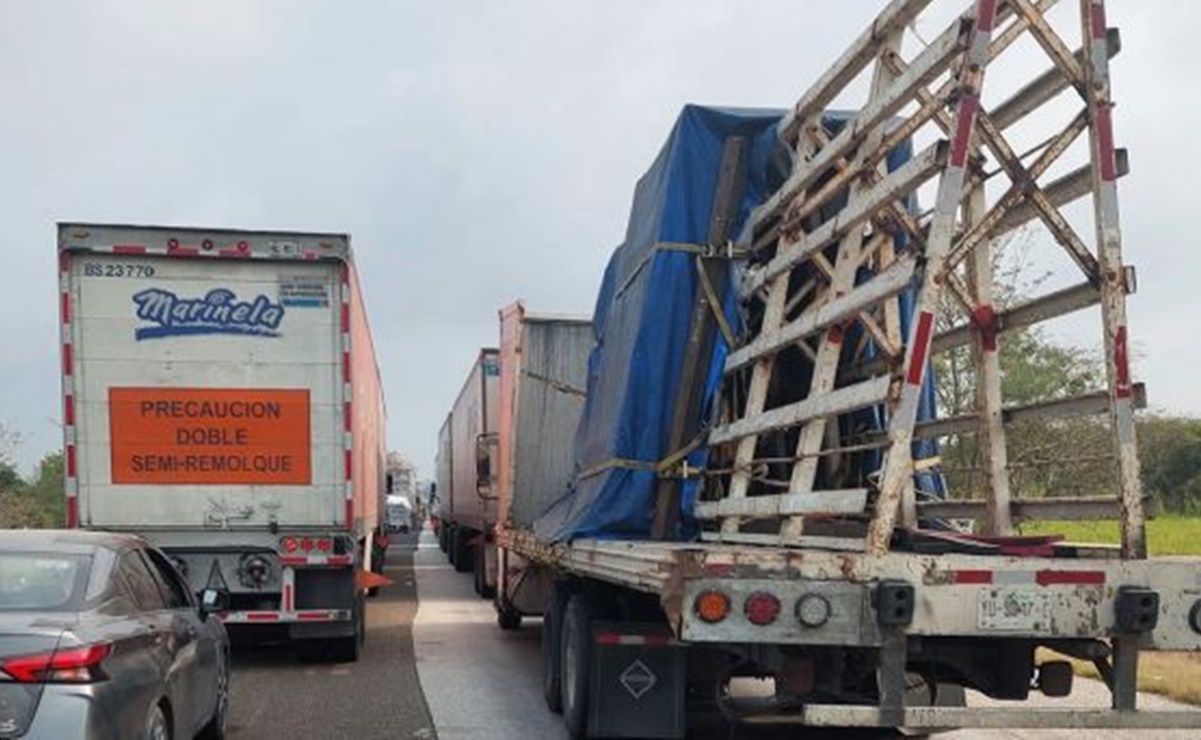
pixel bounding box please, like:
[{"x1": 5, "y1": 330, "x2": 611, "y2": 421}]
[{"x1": 588, "y1": 622, "x2": 684, "y2": 739}]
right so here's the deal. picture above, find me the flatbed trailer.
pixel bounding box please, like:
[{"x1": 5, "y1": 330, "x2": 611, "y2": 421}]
[
  {"x1": 500, "y1": 528, "x2": 1201, "y2": 729},
  {"x1": 483, "y1": 0, "x2": 1201, "y2": 736}
]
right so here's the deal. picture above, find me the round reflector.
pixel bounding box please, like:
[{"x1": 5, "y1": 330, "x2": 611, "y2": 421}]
[
  {"x1": 744, "y1": 592, "x2": 781, "y2": 626},
  {"x1": 694, "y1": 590, "x2": 731, "y2": 624},
  {"x1": 796, "y1": 593, "x2": 832, "y2": 628}
]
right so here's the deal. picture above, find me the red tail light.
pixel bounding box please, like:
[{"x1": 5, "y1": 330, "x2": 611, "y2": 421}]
[
  {"x1": 301, "y1": 537, "x2": 314, "y2": 552},
  {"x1": 2, "y1": 643, "x2": 111, "y2": 683},
  {"x1": 744, "y1": 592, "x2": 781, "y2": 626},
  {"x1": 316, "y1": 538, "x2": 333, "y2": 553},
  {"x1": 282, "y1": 537, "x2": 299, "y2": 553}
]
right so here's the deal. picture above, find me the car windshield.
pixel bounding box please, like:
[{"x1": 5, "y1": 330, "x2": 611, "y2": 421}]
[{"x1": 0, "y1": 552, "x2": 91, "y2": 611}]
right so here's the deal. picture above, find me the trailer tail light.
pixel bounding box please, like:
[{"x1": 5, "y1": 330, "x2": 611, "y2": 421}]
[
  {"x1": 744, "y1": 592, "x2": 781, "y2": 626},
  {"x1": 301, "y1": 537, "x2": 314, "y2": 552},
  {"x1": 281, "y1": 537, "x2": 299, "y2": 553},
  {"x1": 316, "y1": 538, "x2": 333, "y2": 553},
  {"x1": 694, "y1": 590, "x2": 731, "y2": 624},
  {"x1": 1, "y1": 643, "x2": 111, "y2": 683}
]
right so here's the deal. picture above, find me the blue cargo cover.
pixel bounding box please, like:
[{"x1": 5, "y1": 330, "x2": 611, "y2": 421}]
[{"x1": 534, "y1": 105, "x2": 943, "y2": 542}]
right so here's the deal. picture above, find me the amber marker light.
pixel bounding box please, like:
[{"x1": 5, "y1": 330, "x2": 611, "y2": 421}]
[{"x1": 694, "y1": 590, "x2": 731, "y2": 623}]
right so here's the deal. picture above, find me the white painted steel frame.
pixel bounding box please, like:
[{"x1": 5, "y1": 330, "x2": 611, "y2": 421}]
[
  {"x1": 500, "y1": 530, "x2": 1201, "y2": 653},
  {"x1": 703, "y1": 0, "x2": 1149, "y2": 556}
]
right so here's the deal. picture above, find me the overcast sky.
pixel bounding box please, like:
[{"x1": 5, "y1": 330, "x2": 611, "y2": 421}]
[{"x1": 2, "y1": 1, "x2": 1199, "y2": 479}]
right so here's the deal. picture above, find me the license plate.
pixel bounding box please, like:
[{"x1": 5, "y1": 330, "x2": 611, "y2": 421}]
[{"x1": 977, "y1": 588, "x2": 1051, "y2": 631}]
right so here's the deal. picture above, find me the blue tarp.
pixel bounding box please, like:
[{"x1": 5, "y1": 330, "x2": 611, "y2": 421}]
[{"x1": 534, "y1": 105, "x2": 943, "y2": 542}]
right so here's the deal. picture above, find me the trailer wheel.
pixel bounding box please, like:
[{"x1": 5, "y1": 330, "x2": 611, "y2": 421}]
[
  {"x1": 324, "y1": 596, "x2": 366, "y2": 663},
  {"x1": 452, "y1": 527, "x2": 473, "y2": 574},
  {"x1": 474, "y1": 544, "x2": 496, "y2": 599},
  {"x1": 497, "y1": 602, "x2": 522, "y2": 631},
  {"x1": 560, "y1": 591, "x2": 595, "y2": 739},
  {"x1": 541, "y1": 583, "x2": 571, "y2": 714}
]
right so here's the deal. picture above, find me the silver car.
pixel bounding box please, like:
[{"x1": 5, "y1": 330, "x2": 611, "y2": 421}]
[{"x1": 0, "y1": 530, "x2": 229, "y2": 739}]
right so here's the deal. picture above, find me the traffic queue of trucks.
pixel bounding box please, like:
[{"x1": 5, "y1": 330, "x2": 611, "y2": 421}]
[
  {"x1": 58, "y1": 0, "x2": 1201, "y2": 736},
  {"x1": 429, "y1": 0, "x2": 1201, "y2": 736},
  {"x1": 60, "y1": 223, "x2": 386, "y2": 662}
]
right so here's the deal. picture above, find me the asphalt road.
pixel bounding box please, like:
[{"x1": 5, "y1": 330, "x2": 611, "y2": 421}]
[
  {"x1": 227, "y1": 532, "x2": 435, "y2": 739},
  {"x1": 227, "y1": 528, "x2": 1197, "y2": 739}
]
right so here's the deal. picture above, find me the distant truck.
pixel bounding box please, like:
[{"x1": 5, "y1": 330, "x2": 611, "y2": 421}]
[
  {"x1": 385, "y1": 494, "x2": 413, "y2": 533},
  {"x1": 434, "y1": 349, "x2": 500, "y2": 595},
  {"x1": 491, "y1": 303, "x2": 593, "y2": 629},
  {"x1": 58, "y1": 223, "x2": 386, "y2": 661}
]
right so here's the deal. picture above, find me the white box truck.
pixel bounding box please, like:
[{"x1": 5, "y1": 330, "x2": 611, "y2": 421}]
[{"x1": 58, "y1": 222, "x2": 386, "y2": 661}]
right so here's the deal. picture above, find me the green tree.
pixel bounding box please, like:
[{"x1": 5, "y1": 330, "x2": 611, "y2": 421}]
[
  {"x1": 0, "y1": 428, "x2": 66, "y2": 528},
  {"x1": 0, "y1": 422, "x2": 34, "y2": 527},
  {"x1": 933, "y1": 295, "x2": 1201, "y2": 512},
  {"x1": 1137, "y1": 416, "x2": 1201, "y2": 515},
  {"x1": 24, "y1": 452, "x2": 65, "y2": 528}
]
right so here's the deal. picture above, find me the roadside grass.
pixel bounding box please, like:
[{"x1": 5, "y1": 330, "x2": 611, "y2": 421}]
[
  {"x1": 1017, "y1": 515, "x2": 1201, "y2": 556},
  {"x1": 1022, "y1": 516, "x2": 1201, "y2": 705}
]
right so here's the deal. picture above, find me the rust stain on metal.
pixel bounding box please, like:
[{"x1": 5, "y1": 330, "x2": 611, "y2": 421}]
[
  {"x1": 921, "y1": 559, "x2": 956, "y2": 586},
  {"x1": 660, "y1": 551, "x2": 702, "y2": 631}
]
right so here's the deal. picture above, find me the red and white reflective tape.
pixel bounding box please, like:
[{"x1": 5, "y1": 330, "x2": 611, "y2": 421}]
[
  {"x1": 281, "y1": 567, "x2": 295, "y2": 611},
  {"x1": 949, "y1": 569, "x2": 1106, "y2": 586},
  {"x1": 906, "y1": 310, "x2": 935, "y2": 386},
  {"x1": 594, "y1": 633, "x2": 677, "y2": 647},
  {"x1": 341, "y1": 265, "x2": 355, "y2": 527},
  {"x1": 59, "y1": 251, "x2": 79, "y2": 528},
  {"x1": 219, "y1": 609, "x2": 350, "y2": 624},
  {"x1": 64, "y1": 238, "x2": 322, "y2": 261},
  {"x1": 280, "y1": 554, "x2": 353, "y2": 567}
]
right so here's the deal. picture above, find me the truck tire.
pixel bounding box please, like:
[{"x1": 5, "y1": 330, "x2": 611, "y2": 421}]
[
  {"x1": 560, "y1": 591, "x2": 595, "y2": 739},
  {"x1": 453, "y1": 527, "x2": 473, "y2": 574},
  {"x1": 474, "y1": 544, "x2": 496, "y2": 599},
  {"x1": 497, "y1": 601, "x2": 522, "y2": 631},
  {"x1": 541, "y1": 583, "x2": 571, "y2": 714},
  {"x1": 438, "y1": 522, "x2": 449, "y2": 554},
  {"x1": 328, "y1": 598, "x2": 366, "y2": 663}
]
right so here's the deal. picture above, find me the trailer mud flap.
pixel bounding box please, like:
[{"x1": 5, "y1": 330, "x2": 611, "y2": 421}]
[{"x1": 588, "y1": 622, "x2": 684, "y2": 739}]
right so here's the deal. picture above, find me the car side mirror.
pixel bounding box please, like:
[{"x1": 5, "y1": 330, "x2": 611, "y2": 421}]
[{"x1": 198, "y1": 587, "x2": 230, "y2": 620}]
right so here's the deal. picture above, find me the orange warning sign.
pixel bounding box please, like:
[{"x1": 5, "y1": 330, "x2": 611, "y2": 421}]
[{"x1": 109, "y1": 388, "x2": 311, "y2": 485}]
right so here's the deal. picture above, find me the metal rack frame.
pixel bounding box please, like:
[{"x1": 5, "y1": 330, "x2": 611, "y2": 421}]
[{"x1": 700, "y1": 0, "x2": 1146, "y2": 558}]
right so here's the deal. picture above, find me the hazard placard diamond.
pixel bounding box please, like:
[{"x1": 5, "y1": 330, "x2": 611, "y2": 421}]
[{"x1": 618, "y1": 659, "x2": 657, "y2": 700}]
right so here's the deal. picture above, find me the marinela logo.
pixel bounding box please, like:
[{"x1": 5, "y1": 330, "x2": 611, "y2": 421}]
[{"x1": 132, "y1": 288, "x2": 285, "y2": 341}]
